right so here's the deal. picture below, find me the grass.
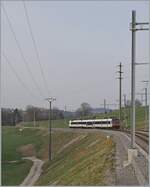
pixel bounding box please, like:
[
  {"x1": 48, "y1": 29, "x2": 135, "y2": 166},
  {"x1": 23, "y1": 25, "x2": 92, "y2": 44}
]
[
  {"x1": 2, "y1": 126, "x2": 86, "y2": 185},
  {"x1": 2, "y1": 126, "x2": 115, "y2": 186},
  {"x1": 95, "y1": 106, "x2": 148, "y2": 129},
  {"x1": 2, "y1": 126, "x2": 49, "y2": 186},
  {"x1": 2, "y1": 126, "x2": 47, "y2": 161},
  {"x1": 36, "y1": 133, "x2": 115, "y2": 185},
  {"x1": 2, "y1": 160, "x2": 33, "y2": 186},
  {"x1": 2, "y1": 106, "x2": 148, "y2": 185},
  {"x1": 21, "y1": 119, "x2": 69, "y2": 128},
  {"x1": 2, "y1": 126, "x2": 81, "y2": 162}
]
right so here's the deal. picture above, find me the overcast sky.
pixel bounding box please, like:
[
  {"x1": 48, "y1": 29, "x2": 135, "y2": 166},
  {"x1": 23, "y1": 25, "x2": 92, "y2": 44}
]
[{"x1": 1, "y1": 0, "x2": 149, "y2": 111}]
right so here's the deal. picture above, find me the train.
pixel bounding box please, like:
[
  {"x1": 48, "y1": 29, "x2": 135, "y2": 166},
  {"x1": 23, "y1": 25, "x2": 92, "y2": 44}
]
[{"x1": 69, "y1": 118, "x2": 120, "y2": 129}]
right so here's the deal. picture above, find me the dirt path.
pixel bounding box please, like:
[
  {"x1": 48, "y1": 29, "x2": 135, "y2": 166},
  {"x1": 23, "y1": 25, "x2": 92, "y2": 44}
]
[{"x1": 20, "y1": 157, "x2": 44, "y2": 186}]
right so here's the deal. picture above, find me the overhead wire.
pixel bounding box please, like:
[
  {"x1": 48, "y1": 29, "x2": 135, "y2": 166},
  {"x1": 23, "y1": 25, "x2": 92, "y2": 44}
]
[
  {"x1": 2, "y1": 4, "x2": 45, "y2": 98},
  {"x1": 3, "y1": 53, "x2": 41, "y2": 100},
  {"x1": 23, "y1": 0, "x2": 50, "y2": 96}
]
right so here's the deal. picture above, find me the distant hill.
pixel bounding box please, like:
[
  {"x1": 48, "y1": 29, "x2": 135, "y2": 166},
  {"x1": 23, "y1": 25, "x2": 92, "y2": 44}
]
[
  {"x1": 62, "y1": 108, "x2": 112, "y2": 118},
  {"x1": 63, "y1": 111, "x2": 75, "y2": 118},
  {"x1": 91, "y1": 108, "x2": 112, "y2": 114}
]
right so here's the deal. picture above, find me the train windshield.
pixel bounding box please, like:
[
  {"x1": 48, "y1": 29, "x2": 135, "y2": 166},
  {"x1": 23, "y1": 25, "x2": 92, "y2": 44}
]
[{"x1": 112, "y1": 118, "x2": 120, "y2": 124}]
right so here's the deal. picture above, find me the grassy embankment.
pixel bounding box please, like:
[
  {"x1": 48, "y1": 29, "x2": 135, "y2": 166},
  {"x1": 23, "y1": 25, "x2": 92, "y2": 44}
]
[
  {"x1": 36, "y1": 132, "x2": 115, "y2": 185},
  {"x1": 2, "y1": 126, "x2": 115, "y2": 186},
  {"x1": 96, "y1": 106, "x2": 148, "y2": 129},
  {"x1": 83, "y1": 106, "x2": 148, "y2": 129}
]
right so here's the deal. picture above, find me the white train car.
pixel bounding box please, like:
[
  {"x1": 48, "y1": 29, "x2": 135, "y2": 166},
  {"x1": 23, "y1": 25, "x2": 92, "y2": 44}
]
[{"x1": 69, "y1": 118, "x2": 120, "y2": 129}]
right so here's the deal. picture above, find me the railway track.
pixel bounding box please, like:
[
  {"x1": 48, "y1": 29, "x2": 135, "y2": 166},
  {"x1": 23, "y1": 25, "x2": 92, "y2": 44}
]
[{"x1": 124, "y1": 129, "x2": 149, "y2": 153}]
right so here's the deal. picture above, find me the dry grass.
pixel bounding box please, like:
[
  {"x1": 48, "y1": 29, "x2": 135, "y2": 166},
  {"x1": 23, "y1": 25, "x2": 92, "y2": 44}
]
[
  {"x1": 36, "y1": 133, "x2": 115, "y2": 186},
  {"x1": 17, "y1": 144, "x2": 36, "y2": 157}
]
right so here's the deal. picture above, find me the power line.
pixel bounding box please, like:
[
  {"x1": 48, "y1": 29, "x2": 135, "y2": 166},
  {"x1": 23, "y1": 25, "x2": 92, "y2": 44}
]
[
  {"x1": 23, "y1": 1, "x2": 50, "y2": 96},
  {"x1": 3, "y1": 53, "x2": 41, "y2": 100},
  {"x1": 2, "y1": 5, "x2": 44, "y2": 98}
]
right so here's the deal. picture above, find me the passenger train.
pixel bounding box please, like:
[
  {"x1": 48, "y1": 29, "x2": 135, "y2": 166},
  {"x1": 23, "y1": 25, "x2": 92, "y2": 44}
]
[{"x1": 69, "y1": 118, "x2": 120, "y2": 129}]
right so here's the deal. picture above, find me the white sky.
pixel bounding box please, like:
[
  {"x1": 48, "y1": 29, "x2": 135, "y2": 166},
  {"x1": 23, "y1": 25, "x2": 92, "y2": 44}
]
[{"x1": 1, "y1": 0, "x2": 149, "y2": 111}]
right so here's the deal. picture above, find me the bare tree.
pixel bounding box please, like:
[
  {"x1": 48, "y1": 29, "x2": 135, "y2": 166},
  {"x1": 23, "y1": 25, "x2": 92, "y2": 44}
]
[
  {"x1": 126, "y1": 99, "x2": 142, "y2": 107},
  {"x1": 76, "y1": 102, "x2": 92, "y2": 117}
]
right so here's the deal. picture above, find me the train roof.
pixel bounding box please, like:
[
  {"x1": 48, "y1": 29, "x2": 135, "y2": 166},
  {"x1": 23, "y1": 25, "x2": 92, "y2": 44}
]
[{"x1": 70, "y1": 118, "x2": 113, "y2": 122}]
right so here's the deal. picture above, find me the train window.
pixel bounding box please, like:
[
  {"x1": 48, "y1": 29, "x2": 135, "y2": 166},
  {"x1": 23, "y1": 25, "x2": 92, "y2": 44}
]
[
  {"x1": 102, "y1": 121, "x2": 108, "y2": 124},
  {"x1": 71, "y1": 122, "x2": 78, "y2": 124},
  {"x1": 87, "y1": 122, "x2": 92, "y2": 125},
  {"x1": 71, "y1": 121, "x2": 87, "y2": 124},
  {"x1": 94, "y1": 121, "x2": 101, "y2": 124},
  {"x1": 102, "y1": 121, "x2": 110, "y2": 124},
  {"x1": 71, "y1": 120, "x2": 111, "y2": 125},
  {"x1": 112, "y1": 119, "x2": 119, "y2": 124}
]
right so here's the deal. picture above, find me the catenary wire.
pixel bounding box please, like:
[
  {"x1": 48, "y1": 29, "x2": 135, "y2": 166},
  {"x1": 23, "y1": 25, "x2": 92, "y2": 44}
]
[
  {"x1": 3, "y1": 53, "x2": 42, "y2": 100},
  {"x1": 23, "y1": 1, "x2": 50, "y2": 96},
  {"x1": 2, "y1": 5, "x2": 45, "y2": 98}
]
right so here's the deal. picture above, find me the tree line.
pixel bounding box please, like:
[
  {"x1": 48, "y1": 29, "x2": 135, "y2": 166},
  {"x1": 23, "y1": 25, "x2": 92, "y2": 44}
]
[
  {"x1": 2, "y1": 105, "x2": 64, "y2": 126},
  {"x1": 1, "y1": 102, "x2": 93, "y2": 126},
  {"x1": 2, "y1": 99, "x2": 142, "y2": 126}
]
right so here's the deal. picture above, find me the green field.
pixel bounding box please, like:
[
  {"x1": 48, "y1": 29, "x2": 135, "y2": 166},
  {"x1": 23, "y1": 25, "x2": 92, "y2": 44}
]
[
  {"x1": 2, "y1": 160, "x2": 32, "y2": 186},
  {"x1": 2, "y1": 126, "x2": 48, "y2": 185},
  {"x1": 21, "y1": 119, "x2": 69, "y2": 128},
  {"x1": 2, "y1": 126, "x2": 80, "y2": 185},
  {"x1": 2, "y1": 126, "x2": 115, "y2": 185}
]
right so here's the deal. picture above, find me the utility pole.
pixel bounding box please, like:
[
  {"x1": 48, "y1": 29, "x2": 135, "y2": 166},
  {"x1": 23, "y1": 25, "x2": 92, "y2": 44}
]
[
  {"x1": 0, "y1": 0, "x2": 1, "y2": 184},
  {"x1": 64, "y1": 105, "x2": 67, "y2": 125},
  {"x1": 22, "y1": 113, "x2": 24, "y2": 123},
  {"x1": 144, "y1": 87, "x2": 148, "y2": 129},
  {"x1": 123, "y1": 94, "x2": 128, "y2": 128},
  {"x1": 123, "y1": 94, "x2": 127, "y2": 107},
  {"x1": 99, "y1": 102, "x2": 118, "y2": 113},
  {"x1": 33, "y1": 109, "x2": 36, "y2": 127},
  {"x1": 141, "y1": 80, "x2": 149, "y2": 130},
  {"x1": 104, "y1": 99, "x2": 106, "y2": 114},
  {"x1": 117, "y1": 62, "x2": 123, "y2": 128},
  {"x1": 130, "y1": 10, "x2": 149, "y2": 149},
  {"x1": 45, "y1": 97, "x2": 56, "y2": 161},
  {"x1": 131, "y1": 10, "x2": 136, "y2": 149}
]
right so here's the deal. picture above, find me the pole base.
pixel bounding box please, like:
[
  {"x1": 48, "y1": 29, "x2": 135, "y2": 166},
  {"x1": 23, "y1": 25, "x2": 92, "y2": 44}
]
[{"x1": 123, "y1": 148, "x2": 138, "y2": 167}]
